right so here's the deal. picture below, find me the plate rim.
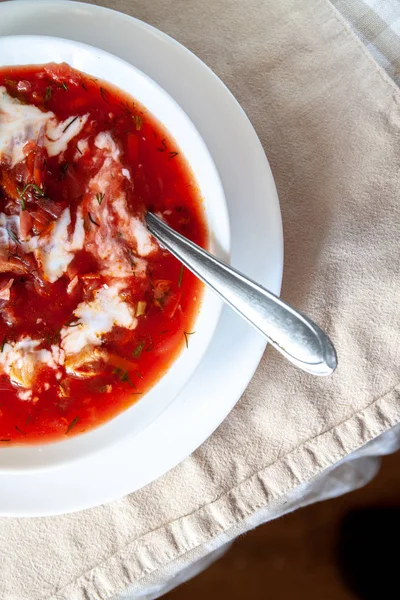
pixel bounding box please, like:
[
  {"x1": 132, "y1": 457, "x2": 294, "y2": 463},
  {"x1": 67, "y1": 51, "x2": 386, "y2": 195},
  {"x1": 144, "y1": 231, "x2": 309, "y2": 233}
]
[{"x1": 0, "y1": 0, "x2": 283, "y2": 516}]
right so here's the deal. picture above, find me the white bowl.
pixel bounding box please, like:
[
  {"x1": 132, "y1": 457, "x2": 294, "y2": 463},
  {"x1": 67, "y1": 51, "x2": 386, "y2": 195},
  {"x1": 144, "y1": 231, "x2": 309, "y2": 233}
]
[{"x1": 0, "y1": 35, "x2": 230, "y2": 471}]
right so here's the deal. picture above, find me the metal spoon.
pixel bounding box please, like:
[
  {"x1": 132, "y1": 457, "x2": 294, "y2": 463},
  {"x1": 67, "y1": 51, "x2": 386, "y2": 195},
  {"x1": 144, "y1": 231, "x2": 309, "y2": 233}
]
[{"x1": 146, "y1": 212, "x2": 337, "y2": 376}]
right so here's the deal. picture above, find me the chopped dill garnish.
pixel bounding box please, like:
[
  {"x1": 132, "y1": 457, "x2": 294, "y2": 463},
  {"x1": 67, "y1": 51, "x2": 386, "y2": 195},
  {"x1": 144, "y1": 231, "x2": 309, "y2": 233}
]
[
  {"x1": 62, "y1": 115, "x2": 79, "y2": 133},
  {"x1": 18, "y1": 183, "x2": 45, "y2": 199},
  {"x1": 45, "y1": 86, "x2": 53, "y2": 102},
  {"x1": 7, "y1": 228, "x2": 20, "y2": 245},
  {"x1": 120, "y1": 101, "x2": 132, "y2": 115},
  {"x1": 168, "y1": 151, "x2": 179, "y2": 160},
  {"x1": 99, "y1": 86, "x2": 110, "y2": 103},
  {"x1": 60, "y1": 162, "x2": 69, "y2": 178},
  {"x1": 0, "y1": 439, "x2": 10, "y2": 443},
  {"x1": 15, "y1": 425, "x2": 26, "y2": 436},
  {"x1": 133, "y1": 114, "x2": 143, "y2": 130},
  {"x1": 178, "y1": 265, "x2": 184, "y2": 288},
  {"x1": 145, "y1": 334, "x2": 154, "y2": 352},
  {"x1": 64, "y1": 318, "x2": 81, "y2": 327},
  {"x1": 184, "y1": 331, "x2": 195, "y2": 348},
  {"x1": 81, "y1": 82, "x2": 88, "y2": 92},
  {"x1": 126, "y1": 247, "x2": 136, "y2": 270},
  {"x1": 1, "y1": 336, "x2": 7, "y2": 352},
  {"x1": 66, "y1": 416, "x2": 80, "y2": 434},
  {"x1": 132, "y1": 341, "x2": 145, "y2": 358},
  {"x1": 112, "y1": 367, "x2": 135, "y2": 387},
  {"x1": 88, "y1": 212, "x2": 100, "y2": 227},
  {"x1": 61, "y1": 82, "x2": 68, "y2": 91},
  {"x1": 76, "y1": 144, "x2": 82, "y2": 155},
  {"x1": 96, "y1": 192, "x2": 105, "y2": 205}
]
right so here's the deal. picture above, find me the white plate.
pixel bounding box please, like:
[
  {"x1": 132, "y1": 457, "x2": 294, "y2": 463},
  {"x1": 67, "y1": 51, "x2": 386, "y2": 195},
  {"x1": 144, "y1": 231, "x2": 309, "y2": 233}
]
[
  {"x1": 0, "y1": 34, "x2": 230, "y2": 471},
  {"x1": 0, "y1": 0, "x2": 283, "y2": 516}
]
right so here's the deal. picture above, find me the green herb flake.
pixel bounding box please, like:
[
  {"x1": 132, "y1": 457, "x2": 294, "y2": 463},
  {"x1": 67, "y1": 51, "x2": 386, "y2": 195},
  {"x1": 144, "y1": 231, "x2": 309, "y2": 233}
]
[
  {"x1": 62, "y1": 115, "x2": 79, "y2": 133},
  {"x1": 132, "y1": 341, "x2": 145, "y2": 359},
  {"x1": 60, "y1": 162, "x2": 69, "y2": 178},
  {"x1": 96, "y1": 192, "x2": 105, "y2": 206},
  {"x1": 120, "y1": 101, "x2": 133, "y2": 117},
  {"x1": 99, "y1": 86, "x2": 110, "y2": 103},
  {"x1": 112, "y1": 367, "x2": 135, "y2": 388},
  {"x1": 61, "y1": 82, "x2": 68, "y2": 91},
  {"x1": 184, "y1": 331, "x2": 195, "y2": 349},
  {"x1": 126, "y1": 248, "x2": 136, "y2": 269},
  {"x1": 76, "y1": 144, "x2": 83, "y2": 155},
  {"x1": 133, "y1": 114, "x2": 143, "y2": 130},
  {"x1": 81, "y1": 82, "x2": 88, "y2": 92},
  {"x1": 0, "y1": 439, "x2": 10, "y2": 443},
  {"x1": 66, "y1": 416, "x2": 80, "y2": 434},
  {"x1": 15, "y1": 425, "x2": 26, "y2": 436},
  {"x1": 145, "y1": 334, "x2": 154, "y2": 352},
  {"x1": 88, "y1": 212, "x2": 100, "y2": 227},
  {"x1": 1, "y1": 337, "x2": 7, "y2": 352},
  {"x1": 7, "y1": 227, "x2": 20, "y2": 245},
  {"x1": 45, "y1": 86, "x2": 53, "y2": 102},
  {"x1": 18, "y1": 183, "x2": 46, "y2": 200},
  {"x1": 178, "y1": 265, "x2": 184, "y2": 288},
  {"x1": 168, "y1": 151, "x2": 179, "y2": 160}
]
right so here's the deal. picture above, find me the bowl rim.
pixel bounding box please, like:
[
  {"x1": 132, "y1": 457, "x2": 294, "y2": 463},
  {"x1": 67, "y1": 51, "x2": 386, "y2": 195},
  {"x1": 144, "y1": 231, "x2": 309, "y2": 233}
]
[{"x1": 0, "y1": 33, "x2": 231, "y2": 471}]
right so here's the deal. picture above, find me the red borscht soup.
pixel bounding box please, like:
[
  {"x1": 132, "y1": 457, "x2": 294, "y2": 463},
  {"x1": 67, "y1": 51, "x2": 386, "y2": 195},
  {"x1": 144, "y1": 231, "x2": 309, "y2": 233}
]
[{"x1": 0, "y1": 63, "x2": 206, "y2": 444}]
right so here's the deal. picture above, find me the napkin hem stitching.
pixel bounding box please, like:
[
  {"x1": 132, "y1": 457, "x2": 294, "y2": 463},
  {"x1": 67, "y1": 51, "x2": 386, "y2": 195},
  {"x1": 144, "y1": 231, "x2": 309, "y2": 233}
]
[
  {"x1": 50, "y1": 381, "x2": 400, "y2": 600},
  {"x1": 326, "y1": 0, "x2": 400, "y2": 100}
]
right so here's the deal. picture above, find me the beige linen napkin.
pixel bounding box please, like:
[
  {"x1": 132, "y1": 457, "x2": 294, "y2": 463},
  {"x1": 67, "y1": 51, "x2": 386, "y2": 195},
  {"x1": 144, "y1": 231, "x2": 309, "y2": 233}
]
[{"x1": 1, "y1": 0, "x2": 400, "y2": 598}]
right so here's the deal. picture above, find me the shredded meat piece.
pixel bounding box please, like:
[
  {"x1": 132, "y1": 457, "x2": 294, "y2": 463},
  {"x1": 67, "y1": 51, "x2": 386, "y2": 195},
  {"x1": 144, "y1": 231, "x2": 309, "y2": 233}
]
[
  {"x1": 42, "y1": 63, "x2": 82, "y2": 87},
  {"x1": 20, "y1": 210, "x2": 33, "y2": 239},
  {"x1": 65, "y1": 346, "x2": 109, "y2": 379},
  {"x1": 0, "y1": 278, "x2": 13, "y2": 309},
  {"x1": 35, "y1": 197, "x2": 64, "y2": 219},
  {"x1": 0, "y1": 257, "x2": 28, "y2": 275},
  {"x1": 0, "y1": 278, "x2": 14, "y2": 300}
]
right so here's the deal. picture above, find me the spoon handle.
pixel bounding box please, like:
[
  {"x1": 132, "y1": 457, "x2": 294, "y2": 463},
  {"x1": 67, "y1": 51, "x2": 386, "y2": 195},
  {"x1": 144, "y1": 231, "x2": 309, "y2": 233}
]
[{"x1": 146, "y1": 213, "x2": 337, "y2": 376}]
